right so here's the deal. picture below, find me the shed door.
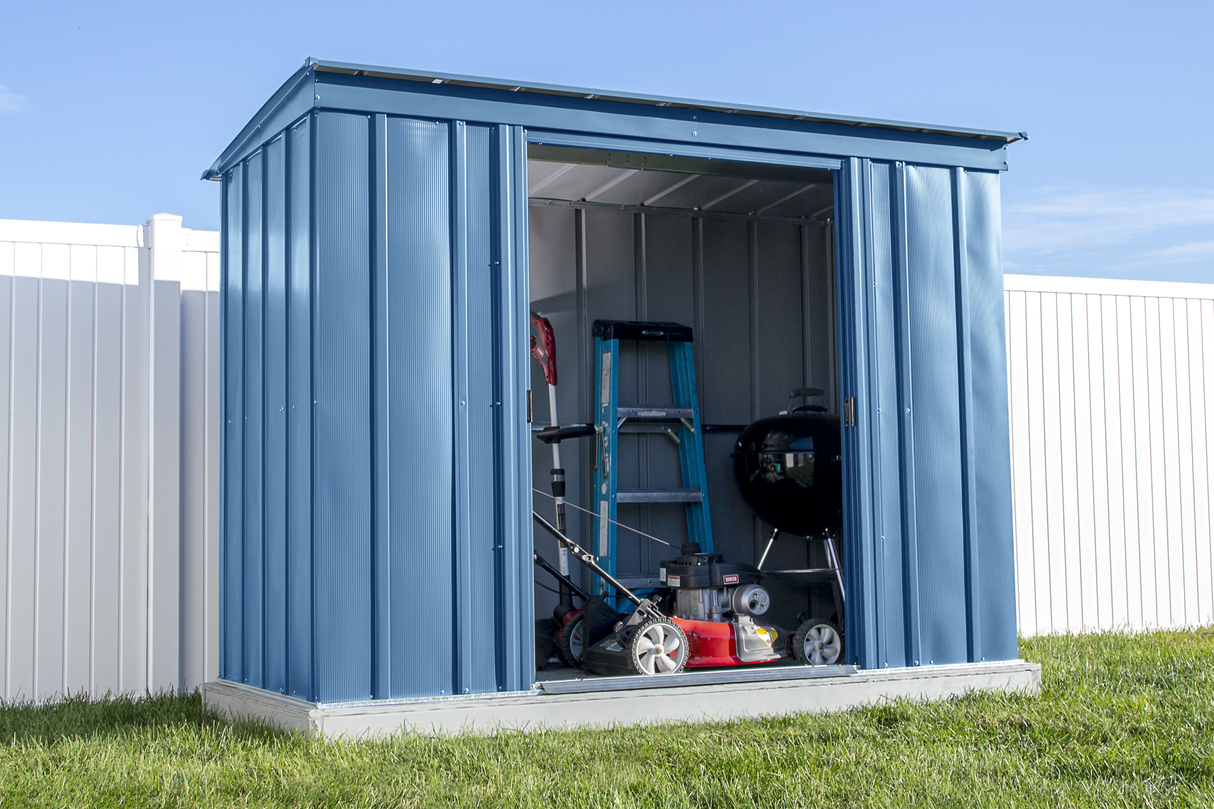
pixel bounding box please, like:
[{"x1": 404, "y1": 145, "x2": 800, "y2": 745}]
[{"x1": 835, "y1": 159, "x2": 1017, "y2": 672}]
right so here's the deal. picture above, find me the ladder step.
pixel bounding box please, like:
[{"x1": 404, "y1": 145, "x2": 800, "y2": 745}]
[
  {"x1": 593, "y1": 320, "x2": 693, "y2": 343},
  {"x1": 617, "y1": 489, "x2": 704, "y2": 504},
  {"x1": 616, "y1": 406, "x2": 694, "y2": 420}
]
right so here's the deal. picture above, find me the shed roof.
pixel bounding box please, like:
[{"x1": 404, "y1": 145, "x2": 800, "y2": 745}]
[
  {"x1": 205, "y1": 57, "x2": 1027, "y2": 180},
  {"x1": 311, "y1": 59, "x2": 1026, "y2": 142}
]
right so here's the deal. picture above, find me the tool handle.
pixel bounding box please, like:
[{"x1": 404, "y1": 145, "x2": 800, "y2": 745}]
[
  {"x1": 536, "y1": 424, "x2": 596, "y2": 445},
  {"x1": 529, "y1": 312, "x2": 558, "y2": 386},
  {"x1": 532, "y1": 512, "x2": 643, "y2": 608}
]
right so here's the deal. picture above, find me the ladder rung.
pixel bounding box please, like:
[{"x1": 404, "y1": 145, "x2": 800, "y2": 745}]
[
  {"x1": 617, "y1": 489, "x2": 704, "y2": 504},
  {"x1": 616, "y1": 406, "x2": 694, "y2": 420}
]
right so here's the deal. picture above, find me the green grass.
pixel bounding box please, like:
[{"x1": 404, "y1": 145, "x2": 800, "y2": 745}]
[{"x1": 1, "y1": 629, "x2": 1212, "y2": 808}]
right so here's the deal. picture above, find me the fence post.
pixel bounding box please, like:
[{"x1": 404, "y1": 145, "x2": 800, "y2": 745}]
[{"x1": 146, "y1": 213, "x2": 182, "y2": 692}]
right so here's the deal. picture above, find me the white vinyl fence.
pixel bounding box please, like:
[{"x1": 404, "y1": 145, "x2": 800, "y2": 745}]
[
  {"x1": 0, "y1": 213, "x2": 1208, "y2": 702},
  {"x1": 1007, "y1": 274, "x2": 1214, "y2": 636},
  {"x1": 0, "y1": 216, "x2": 219, "y2": 703}
]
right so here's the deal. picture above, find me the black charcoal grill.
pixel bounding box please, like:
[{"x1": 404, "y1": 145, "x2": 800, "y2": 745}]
[{"x1": 732, "y1": 388, "x2": 842, "y2": 537}]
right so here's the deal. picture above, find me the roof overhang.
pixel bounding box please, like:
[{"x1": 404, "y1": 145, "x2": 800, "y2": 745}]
[{"x1": 204, "y1": 57, "x2": 1027, "y2": 180}]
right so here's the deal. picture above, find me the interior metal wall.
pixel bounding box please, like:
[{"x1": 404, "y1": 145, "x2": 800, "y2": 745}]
[
  {"x1": 528, "y1": 205, "x2": 837, "y2": 629},
  {"x1": 220, "y1": 111, "x2": 532, "y2": 703},
  {"x1": 838, "y1": 160, "x2": 1017, "y2": 670}
]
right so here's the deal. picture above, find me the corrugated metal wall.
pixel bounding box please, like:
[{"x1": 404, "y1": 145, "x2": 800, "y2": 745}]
[
  {"x1": 220, "y1": 112, "x2": 532, "y2": 703},
  {"x1": 1006, "y1": 274, "x2": 1214, "y2": 635},
  {"x1": 0, "y1": 217, "x2": 220, "y2": 703},
  {"x1": 838, "y1": 161, "x2": 1018, "y2": 669}
]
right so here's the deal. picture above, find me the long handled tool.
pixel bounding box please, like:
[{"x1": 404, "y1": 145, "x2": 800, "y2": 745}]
[
  {"x1": 532, "y1": 512, "x2": 663, "y2": 623},
  {"x1": 529, "y1": 313, "x2": 576, "y2": 618}
]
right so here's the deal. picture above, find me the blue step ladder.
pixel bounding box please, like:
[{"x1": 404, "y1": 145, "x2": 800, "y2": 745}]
[{"x1": 592, "y1": 320, "x2": 714, "y2": 597}]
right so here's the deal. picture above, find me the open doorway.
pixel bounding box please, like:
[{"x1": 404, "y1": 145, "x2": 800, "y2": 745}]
[{"x1": 525, "y1": 144, "x2": 844, "y2": 688}]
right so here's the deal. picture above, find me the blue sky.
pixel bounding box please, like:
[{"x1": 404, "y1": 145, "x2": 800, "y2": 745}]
[{"x1": 1, "y1": 0, "x2": 1210, "y2": 282}]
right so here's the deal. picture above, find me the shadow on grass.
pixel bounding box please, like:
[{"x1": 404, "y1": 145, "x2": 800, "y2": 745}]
[{"x1": 0, "y1": 691, "x2": 283, "y2": 746}]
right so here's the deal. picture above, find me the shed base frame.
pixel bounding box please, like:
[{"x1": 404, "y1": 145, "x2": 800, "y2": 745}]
[{"x1": 202, "y1": 660, "x2": 1040, "y2": 739}]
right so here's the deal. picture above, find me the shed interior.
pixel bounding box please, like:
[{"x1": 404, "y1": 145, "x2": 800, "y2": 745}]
[{"x1": 526, "y1": 145, "x2": 843, "y2": 678}]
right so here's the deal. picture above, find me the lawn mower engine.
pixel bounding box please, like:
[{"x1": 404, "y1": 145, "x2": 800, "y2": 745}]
[{"x1": 660, "y1": 543, "x2": 789, "y2": 667}]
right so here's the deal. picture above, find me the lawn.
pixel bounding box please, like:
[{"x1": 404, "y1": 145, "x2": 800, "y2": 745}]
[{"x1": 1, "y1": 629, "x2": 1211, "y2": 808}]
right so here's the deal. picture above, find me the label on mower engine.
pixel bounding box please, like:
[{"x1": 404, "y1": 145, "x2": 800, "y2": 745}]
[
  {"x1": 659, "y1": 567, "x2": 667, "y2": 582},
  {"x1": 723, "y1": 573, "x2": 739, "y2": 585},
  {"x1": 667, "y1": 575, "x2": 680, "y2": 587}
]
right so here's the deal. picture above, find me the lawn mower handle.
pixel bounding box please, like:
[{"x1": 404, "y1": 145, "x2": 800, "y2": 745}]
[
  {"x1": 533, "y1": 551, "x2": 589, "y2": 601},
  {"x1": 532, "y1": 512, "x2": 663, "y2": 621}
]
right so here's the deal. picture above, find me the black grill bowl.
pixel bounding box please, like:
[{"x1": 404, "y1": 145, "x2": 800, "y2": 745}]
[{"x1": 732, "y1": 412, "x2": 843, "y2": 536}]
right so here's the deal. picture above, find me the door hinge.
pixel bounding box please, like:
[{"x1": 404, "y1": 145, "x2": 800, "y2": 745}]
[
  {"x1": 843, "y1": 396, "x2": 856, "y2": 427},
  {"x1": 526, "y1": 389, "x2": 533, "y2": 423}
]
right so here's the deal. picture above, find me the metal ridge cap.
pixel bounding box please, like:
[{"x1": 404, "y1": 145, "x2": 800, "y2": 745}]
[{"x1": 310, "y1": 58, "x2": 1026, "y2": 144}]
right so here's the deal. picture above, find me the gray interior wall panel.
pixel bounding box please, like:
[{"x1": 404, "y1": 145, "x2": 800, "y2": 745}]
[
  {"x1": 286, "y1": 118, "x2": 312, "y2": 699},
  {"x1": 802, "y1": 223, "x2": 836, "y2": 408},
  {"x1": 91, "y1": 282, "x2": 122, "y2": 695},
  {"x1": 37, "y1": 277, "x2": 68, "y2": 699},
  {"x1": 313, "y1": 111, "x2": 373, "y2": 702},
  {"x1": 905, "y1": 165, "x2": 967, "y2": 666},
  {"x1": 222, "y1": 166, "x2": 244, "y2": 682},
  {"x1": 755, "y1": 222, "x2": 805, "y2": 419},
  {"x1": 9, "y1": 275, "x2": 38, "y2": 699},
  {"x1": 242, "y1": 149, "x2": 265, "y2": 689},
  {"x1": 263, "y1": 134, "x2": 289, "y2": 695},
  {"x1": 120, "y1": 263, "x2": 149, "y2": 694},
  {"x1": 385, "y1": 116, "x2": 455, "y2": 698},
  {"x1": 964, "y1": 169, "x2": 1017, "y2": 662},
  {"x1": 700, "y1": 219, "x2": 753, "y2": 426},
  {"x1": 64, "y1": 279, "x2": 95, "y2": 696}
]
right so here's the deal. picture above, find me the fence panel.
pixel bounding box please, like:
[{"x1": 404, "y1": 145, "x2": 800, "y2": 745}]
[
  {"x1": 0, "y1": 216, "x2": 219, "y2": 703},
  {"x1": 1006, "y1": 275, "x2": 1214, "y2": 634}
]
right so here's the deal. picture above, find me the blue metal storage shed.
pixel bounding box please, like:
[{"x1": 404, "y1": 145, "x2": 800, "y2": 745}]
[{"x1": 204, "y1": 58, "x2": 1024, "y2": 704}]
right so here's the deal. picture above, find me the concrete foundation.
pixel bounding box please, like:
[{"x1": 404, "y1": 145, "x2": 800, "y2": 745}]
[{"x1": 202, "y1": 660, "x2": 1041, "y2": 739}]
